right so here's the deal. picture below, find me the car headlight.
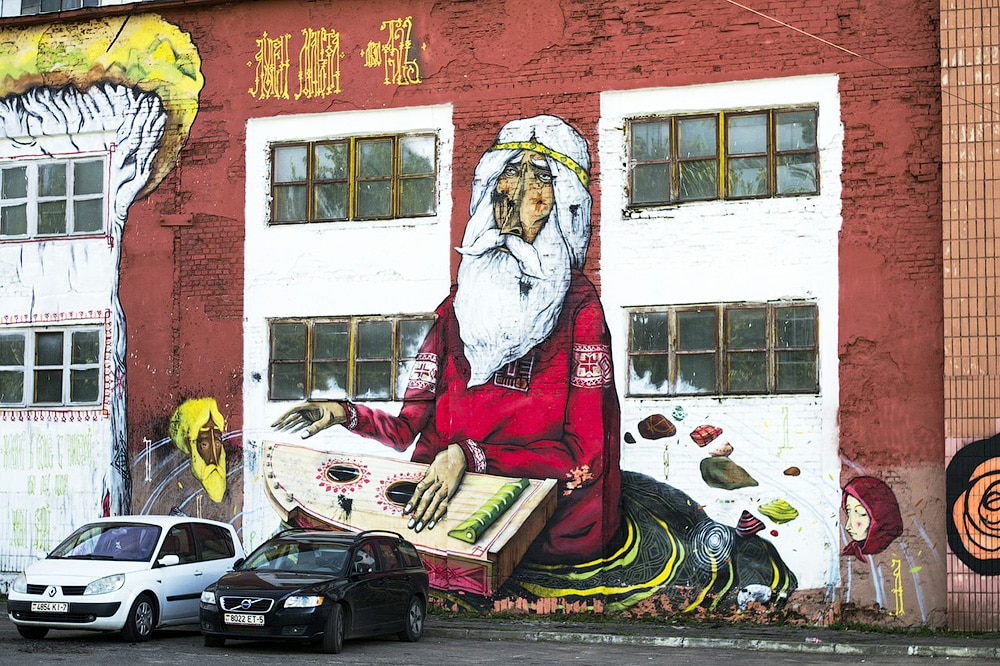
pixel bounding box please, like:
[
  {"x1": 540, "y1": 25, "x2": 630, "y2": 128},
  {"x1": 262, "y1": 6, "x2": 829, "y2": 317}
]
[
  {"x1": 12, "y1": 572, "x2": 27, "y2": 594},
  {"x1": 284, "y1": 595, "x2": 324, "y2": 608},
  {"x1": 200, "y1": 590, "x2": 217, "y2": 606},
  {"x1": 84, "y1": 573, "x2": 125, "y2": 595}
]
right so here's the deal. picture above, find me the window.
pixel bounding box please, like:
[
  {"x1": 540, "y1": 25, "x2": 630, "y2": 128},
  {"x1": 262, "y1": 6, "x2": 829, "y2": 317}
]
[
  {"x1": 192, "y1": 523, "x2": 236, "y2": 561},
  {"x1": 0, "y1": 158, "x2": 106, "y2": 239},
  {"x1": 15, "y1": 0, "x2": 101, "y2": 16},
  {"x1": 0, "y1": 327, "x2": 102, "y2": 406},
  {"x1": 627, "y1": 303, "x2": 818, "y2": 396},
  {"x1": 268, "y1": 315, "x2": 434, "y2": 401},
  {"x1": 628, "y1": 108, "x2": 818, "y2": 206},
  {"x1": 271, "y1": 133, "x2": 437, "y2": 224}
]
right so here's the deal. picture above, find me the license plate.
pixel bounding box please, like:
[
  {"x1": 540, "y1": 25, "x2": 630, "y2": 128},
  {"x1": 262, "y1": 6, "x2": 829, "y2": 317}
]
[
  {"x1": 224, "y1": 612, "x2": 265, "y2": 626},
  {"x1": 31, "y1": 602, "x2": 68, "y2": 613}
]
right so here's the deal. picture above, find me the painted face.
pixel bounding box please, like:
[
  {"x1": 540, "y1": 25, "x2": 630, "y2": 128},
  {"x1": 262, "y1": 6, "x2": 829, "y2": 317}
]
[
  {"x1": 493, "y1": 150, "x2": 555, "y2": 244},
  {"x1": 196, "y1": 425, "x2": 223, "y2": 467},
  {"x1": 844, "y1": 494, "x2": 871, "y2": 542}
]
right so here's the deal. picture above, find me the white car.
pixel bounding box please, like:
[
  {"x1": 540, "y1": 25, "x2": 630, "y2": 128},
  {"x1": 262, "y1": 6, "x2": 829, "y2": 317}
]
[{"x1": 7, "y1": 515, "x2": 245, "y2": 642}]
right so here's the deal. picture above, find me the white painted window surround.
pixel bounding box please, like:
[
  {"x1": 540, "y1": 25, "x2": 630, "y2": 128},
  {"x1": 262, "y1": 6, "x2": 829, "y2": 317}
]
[
  {"x1": 600, "y1": 76, "x2": 844, "y2": 592},
  {"x1": 242, "y1": 106, "x2": 454, "y2": 547}
]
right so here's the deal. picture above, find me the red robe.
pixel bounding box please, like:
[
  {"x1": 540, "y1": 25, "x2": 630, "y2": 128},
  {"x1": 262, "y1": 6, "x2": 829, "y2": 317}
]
[{"x1": 344, "y1": 270, "x2": 622, "y2": 564}]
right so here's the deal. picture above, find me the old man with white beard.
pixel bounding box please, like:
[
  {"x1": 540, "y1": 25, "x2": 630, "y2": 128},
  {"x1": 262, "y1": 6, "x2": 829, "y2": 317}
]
[{"x1": 273, "y1": 115, "x2": 623, "y2": 564}]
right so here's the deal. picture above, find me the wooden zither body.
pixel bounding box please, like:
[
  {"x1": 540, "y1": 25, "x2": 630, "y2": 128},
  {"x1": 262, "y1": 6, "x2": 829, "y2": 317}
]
[{"x1": 263, "y1": 441, "x2": 558, "y2": 595}]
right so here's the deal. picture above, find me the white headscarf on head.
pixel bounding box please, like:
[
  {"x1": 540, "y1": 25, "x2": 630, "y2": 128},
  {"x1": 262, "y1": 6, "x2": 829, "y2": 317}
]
[{"x1": 454, "y1": 115, "x2": 593, "y2": 387}]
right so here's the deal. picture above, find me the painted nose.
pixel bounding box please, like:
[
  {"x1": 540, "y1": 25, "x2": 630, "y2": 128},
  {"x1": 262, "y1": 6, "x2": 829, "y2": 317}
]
[{"x1": 497, "y1": 170, "x2": 528, "y2": 237}]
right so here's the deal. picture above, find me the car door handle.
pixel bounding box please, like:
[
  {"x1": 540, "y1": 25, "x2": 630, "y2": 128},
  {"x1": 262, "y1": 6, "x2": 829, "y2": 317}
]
[{"x1": 193, "y1": 571, "x2": 204, "y2": 576}]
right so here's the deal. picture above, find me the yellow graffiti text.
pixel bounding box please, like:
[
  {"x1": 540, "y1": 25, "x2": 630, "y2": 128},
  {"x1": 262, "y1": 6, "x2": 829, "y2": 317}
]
[
  {"x1": 296, "y1": 28, "x2": 343, "y2": 99},
  {"x1": 890, "y1": 557, "x2": 904, "y2": 617},
  {"x1": 249, "y1": 31, "x2": 291, "y2": 100},
  {"x1": 363, "y1": 17, "x2": 421, "y2": 86}
]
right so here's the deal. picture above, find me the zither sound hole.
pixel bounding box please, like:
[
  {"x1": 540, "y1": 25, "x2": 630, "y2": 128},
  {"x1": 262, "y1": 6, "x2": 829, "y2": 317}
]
[
  {"x1": 385, "y1": 481, "x2": 417, "y2": 506},
  {"x1": 325, "y1": 464, "x2": 360, "y2": 484}
]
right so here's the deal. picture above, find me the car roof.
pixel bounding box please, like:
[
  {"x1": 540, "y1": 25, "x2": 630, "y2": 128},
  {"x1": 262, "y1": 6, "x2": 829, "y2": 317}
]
[
  {"x1": 269, "y1": 529, "x2": 406, "y2": 546},
  {"x1": 81, "y1": 515, "x2": 236, "y2": 530}
]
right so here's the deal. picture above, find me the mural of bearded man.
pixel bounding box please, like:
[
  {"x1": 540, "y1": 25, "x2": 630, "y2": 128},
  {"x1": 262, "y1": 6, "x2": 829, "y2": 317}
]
[
  {"x1": 170, "y1": 397, "x2": 228, "y2": 502},
  {"x1": 274, "y1": 115, "x2": 797, "y2": 610}
]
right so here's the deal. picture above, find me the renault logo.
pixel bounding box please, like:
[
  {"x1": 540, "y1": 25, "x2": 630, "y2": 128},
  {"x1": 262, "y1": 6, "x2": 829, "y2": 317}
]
[{"x1": 46, "y1": 586, "x2": 57, "y2": 598}]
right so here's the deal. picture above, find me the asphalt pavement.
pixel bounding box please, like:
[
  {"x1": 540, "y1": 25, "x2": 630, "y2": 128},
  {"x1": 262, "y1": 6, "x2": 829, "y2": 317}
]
[
  {"x1": 425, "y1": 614, "x2": 1000, "y2": 660},
  {"x1": 3, "y1": 599, "x2": 999, "y2": 660}
]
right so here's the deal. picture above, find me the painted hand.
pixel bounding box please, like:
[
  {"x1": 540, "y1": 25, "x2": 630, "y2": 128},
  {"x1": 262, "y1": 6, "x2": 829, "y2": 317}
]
[
  {"x1": 404, "y1": 443, "x2": 467, "y2": 532},
  {"x1": 271, "y1": 401, "x2": 347, "y2": 438}
]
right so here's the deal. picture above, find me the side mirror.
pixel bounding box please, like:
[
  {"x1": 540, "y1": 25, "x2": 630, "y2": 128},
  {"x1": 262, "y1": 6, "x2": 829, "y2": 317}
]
[
  {"x1": 232, "y1": 558, "x2": 245, "y2": 570},
  {"x1": 157, "y1": 554, "x2": 180, "y2": 567}
]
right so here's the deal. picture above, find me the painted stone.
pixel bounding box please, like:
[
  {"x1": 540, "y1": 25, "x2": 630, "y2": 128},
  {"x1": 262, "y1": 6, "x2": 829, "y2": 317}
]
[
  {"x1": 638, "y1": 414, "x2": 676, "y2": 440},
  {"x1": 709, "y1": 442, "x2": 733, "y2": 457},
  {"x1": 736, "y1": 510, "x2": 765, "y2": 536},
  {"x1": 690, "y1": 424, "x2": 723, "y2": 446},
  {"x1": 699, "y1": 456, "x2": 758, "y2": 490},
  {"x1": 783, "y1": 466, "x2": 801, "y2": 476},
  {"x1": 624, "y1": 432, "x2": 636, "y2": 444},
  {"x1": 759, "y1": 499, "x2": 799, "y2": 524}
]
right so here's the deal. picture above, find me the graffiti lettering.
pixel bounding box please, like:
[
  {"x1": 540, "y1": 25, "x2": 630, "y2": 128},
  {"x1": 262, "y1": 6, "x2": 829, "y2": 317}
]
[
  {"x1": 10, "y1": 509, "x2": 27, "y2": 548},
  {"x1": 32, "y1": 505, "x2": 50, "y2": 551},
  {"x1": 65, "y1": 430, "x2": 95, "y2": 466},
  {"x1": 2, "y1": 433, "x2": 26, "y2": 469},
  {"x1": 363, "y1": 17, "x2": 421, "y2": 86},
  {"x1": 296, "y1": 28, "x2": 343, "y2": 99},
  {"x1": 248, "y1": 31, "x2": 291, "y2": 100},
  {"x1": 890, "y1": 557, "x2": 904, "y2": 616}
]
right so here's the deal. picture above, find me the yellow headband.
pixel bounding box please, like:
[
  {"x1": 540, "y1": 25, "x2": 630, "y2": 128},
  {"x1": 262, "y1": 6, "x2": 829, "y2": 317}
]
[{"x1": 491, "y1": 141, "x2": 590, "y2": 187}]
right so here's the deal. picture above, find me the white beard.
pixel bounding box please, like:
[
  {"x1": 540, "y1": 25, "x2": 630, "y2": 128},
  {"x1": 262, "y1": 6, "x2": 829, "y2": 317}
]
[{"x1": 454, "y1": 223, "x2": 571, "y2": 387}]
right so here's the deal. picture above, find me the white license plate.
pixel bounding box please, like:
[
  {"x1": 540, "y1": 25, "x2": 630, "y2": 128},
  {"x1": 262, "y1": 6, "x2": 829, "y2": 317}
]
[
  {"x1": 31, "y1": 602, "x2": 68, "y2": 613},
  {"x1": 224, "y1": 612, "x2": 265, "y2": 626}
]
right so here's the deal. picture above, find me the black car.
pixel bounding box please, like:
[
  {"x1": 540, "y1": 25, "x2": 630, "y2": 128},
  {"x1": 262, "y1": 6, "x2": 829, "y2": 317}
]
[{"x1": 199, "y1": 529, "x2": 429, "y2": 653}]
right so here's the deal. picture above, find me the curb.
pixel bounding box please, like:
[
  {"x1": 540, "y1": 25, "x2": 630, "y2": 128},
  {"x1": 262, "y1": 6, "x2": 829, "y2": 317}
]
[{"x1": 425, "y1": 624, "x2": 1000, "y2": 660}]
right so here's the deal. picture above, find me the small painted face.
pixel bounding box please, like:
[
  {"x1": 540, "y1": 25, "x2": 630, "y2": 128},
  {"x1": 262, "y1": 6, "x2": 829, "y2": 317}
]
[
  {"x1": 196, "y1": 425, "x2": 223, "y2": 467},
  {"x1": 493, "y1": 150, "x2": 555, "y2": 244},
  {"x1": 844, "y1": 494, "x2": 871, "y2": 542}
]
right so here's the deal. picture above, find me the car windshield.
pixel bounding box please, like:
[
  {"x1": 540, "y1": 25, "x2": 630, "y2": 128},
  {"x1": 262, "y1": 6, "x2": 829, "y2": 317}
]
[
  {"x1": 243, "y1": 541, "x2": 349, "y2": 574},
  {"x1": 49, "y1": 523, "x2": 162, "y2": 562}
]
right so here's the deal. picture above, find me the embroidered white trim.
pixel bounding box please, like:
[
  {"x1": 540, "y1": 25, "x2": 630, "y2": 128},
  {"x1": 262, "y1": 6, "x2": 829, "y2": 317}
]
[
  {"x1": 571, "y1": 344, "x2": 613, "y2": 388},
  {"x1": 463, "y1": 438, "x2": 487, "y2": 473},
  {"x1": 407, "y1": 352, "x2": 438, "y2": 393},
  {"x1": 344, "y1": 402, "x2": 359, "y2": 430}
]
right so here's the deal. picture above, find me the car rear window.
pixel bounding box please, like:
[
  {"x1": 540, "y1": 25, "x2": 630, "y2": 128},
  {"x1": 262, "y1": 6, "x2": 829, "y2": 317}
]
[{"x1": 397, "y1": 541, "x2": 423, "y2": 568}]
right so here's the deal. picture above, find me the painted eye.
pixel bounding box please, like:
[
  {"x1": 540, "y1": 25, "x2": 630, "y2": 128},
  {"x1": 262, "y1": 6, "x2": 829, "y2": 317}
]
[
  {"x1": 535, "y1": 170, "x2": 553, "y2": 184},
  {"x1": 501, "y1": 165, "x2": 520, "y2": 178}
]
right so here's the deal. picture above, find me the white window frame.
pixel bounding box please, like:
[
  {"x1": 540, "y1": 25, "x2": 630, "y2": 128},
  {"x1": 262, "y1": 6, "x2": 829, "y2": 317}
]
[
  {"x1": 0, "y1": 156, "x2": 108, "y2": 240},
  {"x1": 0, "y1": 326, "x2": 104, "y2": 407}
]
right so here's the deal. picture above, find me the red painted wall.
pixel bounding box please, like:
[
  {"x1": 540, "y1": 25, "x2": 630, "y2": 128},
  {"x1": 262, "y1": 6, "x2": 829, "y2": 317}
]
[{"x1": 111, "y1": 0, "x2": 941, "y2": 591}]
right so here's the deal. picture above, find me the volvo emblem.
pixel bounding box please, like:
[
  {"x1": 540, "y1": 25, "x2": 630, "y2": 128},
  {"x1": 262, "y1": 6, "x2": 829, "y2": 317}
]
[
  {"x1": 46, "y1": 586, "x2": 57, "y2": 598},
  {"x1": 240, "y1": 599, "x2": 252, "y2": 610}
]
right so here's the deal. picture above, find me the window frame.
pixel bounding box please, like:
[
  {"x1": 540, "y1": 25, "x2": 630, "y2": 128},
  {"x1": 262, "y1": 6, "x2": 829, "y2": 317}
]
[
  {"x1": 0, "y1": 156, "x2": 107, "y2": 240},
  {"x1": 269, "y1": 132, "x2": 438, "y2": 225},
  {"x1": 0, "y1": 326, "x2": 104, "y2": 407},
  {"x1": 626, "y1": 302, "x2": 819, "y2": 397},
  {"x1": 267, "y1": 314, "x2": 435, "y2": 402},
  {"x1": 626, "y1": 106, "x2": 819, "y2": 207}
]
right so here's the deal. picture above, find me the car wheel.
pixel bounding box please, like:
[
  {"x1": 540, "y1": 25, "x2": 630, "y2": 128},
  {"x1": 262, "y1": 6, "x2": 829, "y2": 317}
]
[
  {"x1": 320, "y1": 603, "x2": 344, "y2": 654},
  {"x1": 120, "y1": 593, "x2": 156, "y2": 642},
  {"x1": 204, "y1": 634, "x2": 226, "y2": 648},
  {"x1": 397, "y1": 595, "x2": 424, "y2": 642},
  {"x1": 17, "y1": 626, "x2": 49, "y2": 640}
]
